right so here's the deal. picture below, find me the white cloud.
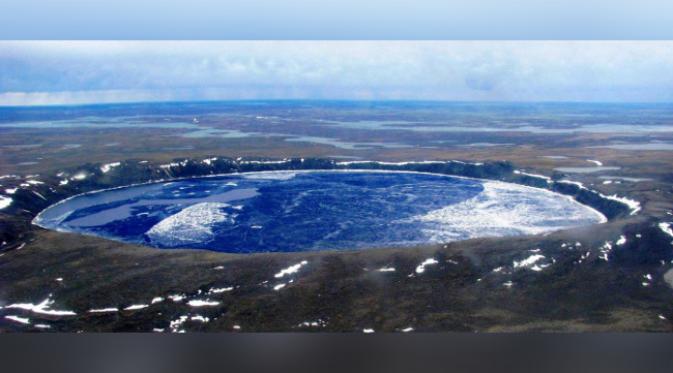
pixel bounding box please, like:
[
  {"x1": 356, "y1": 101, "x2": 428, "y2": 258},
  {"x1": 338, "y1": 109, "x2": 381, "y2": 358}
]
[{"x1": 1, "y1": 41, "x2": 672, "y2": 105}]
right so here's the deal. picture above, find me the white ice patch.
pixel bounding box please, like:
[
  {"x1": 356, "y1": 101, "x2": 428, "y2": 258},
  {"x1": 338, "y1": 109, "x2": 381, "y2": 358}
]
[
  {"x1": 146, "y1": 202, "x2": 233, "y2": 246},
  {"x1": 0, "y1": 195, "x2": 12, "y2": 210},
  {"x1": 363, "y1": 328, "x2": 375, "y2": 333},
  {"x1": 273, "y1": 283, "x2": 286, "y2": 291},
  {"x1": 415, "y1": 258, "x2": 439, "y2": 274},
  {"x1": 6, "y1": 295, "x2": 76, "y2": 316},
  {"x1": 616, "y1": 236, "x2": 627, "y2": 246},
  {"x1": 377, "y1": 267, "x2": 396, "y2": 272},
  {"x1": 100, "y1": 162, "x2": 121, "y2": 173},
  {"x1": 412, "y1": 181, "x2": 606, "y2": 243},
  {"x1": 274, "y1": 260, "x2": 308, "y2": 278}
]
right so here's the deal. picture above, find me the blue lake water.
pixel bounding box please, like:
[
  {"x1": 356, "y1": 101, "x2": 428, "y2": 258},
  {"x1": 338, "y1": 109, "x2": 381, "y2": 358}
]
[{"x1": 34, "y1": 171, "x2": 606, "y2": 253}]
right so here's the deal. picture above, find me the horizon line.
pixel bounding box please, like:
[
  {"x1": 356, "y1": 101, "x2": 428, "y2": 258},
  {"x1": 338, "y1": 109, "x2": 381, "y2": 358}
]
[{"x1": 3, "y1": 98, "x2": 673, "y2": 109}]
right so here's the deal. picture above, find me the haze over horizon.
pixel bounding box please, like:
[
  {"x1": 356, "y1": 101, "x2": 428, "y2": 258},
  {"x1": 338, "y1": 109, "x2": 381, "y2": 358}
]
[{"x1": 2, "y1": 41, "x2": 673, "y2": 106}]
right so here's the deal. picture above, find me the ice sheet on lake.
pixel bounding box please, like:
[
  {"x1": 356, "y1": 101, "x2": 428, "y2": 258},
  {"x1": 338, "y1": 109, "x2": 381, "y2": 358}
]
[
  {"x1": 146, "y1": 202, "x2": 233, "y2": 247},
  {"x1": 411, "y1": 181, "x2": 606, "y2": 243}
]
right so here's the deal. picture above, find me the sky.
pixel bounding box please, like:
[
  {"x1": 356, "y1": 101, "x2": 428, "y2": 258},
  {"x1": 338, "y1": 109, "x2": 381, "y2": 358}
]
[{"x1": 1, "y1": 41, "x2": 673, "y2": 106}]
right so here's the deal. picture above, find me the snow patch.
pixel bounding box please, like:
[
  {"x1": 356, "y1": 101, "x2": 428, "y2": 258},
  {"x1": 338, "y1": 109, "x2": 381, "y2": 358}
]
[
  {"x1": 587, "y1": 159, "x2": 603, "y2": 166},
  {"x1": 513, "y1": 254, "x2": 545, "y2": 269},
  {"x1": 616, "y1": 235, "x2": 627, "y2": 246},
  {"x1": 297, "y1": 319, "x2": 327, "y2": 328},
  {"x1": 202, "y1": 157, "x2": 217, "y2": 165},
  {"x1": 415, "y1": 258, "x2": 439, "y2": 274},
  {"x1": 274, "y1": 260, "x2": 308, "y2": 278},
  {"x1": 0, "y1": 195, "x2": 12, "y2": 210},
  {"x1": 71, "y1": 172, "x2": 87, "y2": 181},
  {"x1": 100, "y1": 162, "x2": 121, "y2": 173},
  {"x1": 187, "y1": 299, "x2": 220, "y2": 307},
  {"x1": 208, "y1": 287, "x2": 233, "y2": 294},
  {"x1": 169, "y1": 316, "x2": 189, "y2": 333},
  {"x1": 124, "y1": 304, "x2": 149, "y2": 311},
  {"x1": 190, "y1": 315, "x2": 210, "y2": 323},
  {"x1": 6, "y1": 295, "x2": 76, "y2": 316},
  {"x1": 5, "y1": 315, "x2": 30, "y2": 325},
  {"x1": 168, "y1": 294, "x2": 185, "y2": 302},
  {"x1": 659, "y1": 223, "x2": 673, "y2": 238},
  {"x1": 88, "y1": 307, "x2": 119, "y2": 313},
  {"x1": 600, "y1": 193, "x2": 641, "y2": 215},
  {"x1": 513, "y1": 170, "x2": 552, "y2": 183},
  {"x1": 598, "y1": 241, "x2": 613, "y2": 261}
]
